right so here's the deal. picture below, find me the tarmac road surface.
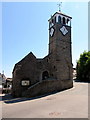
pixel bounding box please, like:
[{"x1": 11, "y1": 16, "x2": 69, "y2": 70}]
[{"x1": 1, "y1": 81, "x2": 88, "y2": 118}]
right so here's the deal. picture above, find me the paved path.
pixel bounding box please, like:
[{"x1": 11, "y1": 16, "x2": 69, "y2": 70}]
[{"x1": 1, "y1": 81, "x2": 88, "y2": 118}]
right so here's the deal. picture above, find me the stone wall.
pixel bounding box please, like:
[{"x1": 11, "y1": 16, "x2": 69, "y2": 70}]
[
  {"x1": 22, "y1": 79, "x2": 73, "y2": 97},
  {"x1": 12, "y1": 52, "x2": 40, "y2": 97}
]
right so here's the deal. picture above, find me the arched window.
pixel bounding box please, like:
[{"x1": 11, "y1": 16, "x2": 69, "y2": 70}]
[
  {"x1": 49, "y1": 22, "x2": 51, "y2": 28},
  {"x1": 52, "y1": 19, "x2": 54, "y2": 23},
  {"x1": 67, "y1": 19, "x2": 71, "y2": 26},
  {"x1": 42, "y1": 71, "x2": 49, "y2": 80},
  {"x1": 55, "y1": 16, "x2": 56, "y2": 23},
  {"x1": 63, "y1": 17, "x2": 66, "y2": 24},
  {"x1": 67, "y1": 19, "x2": 69, "y2": 24},
  {"x1": 58, "y1": 16, "x2": 61, "y2": 23},
  {"x1": 54, "y1": 66, "x2": 56, "y2": 69}
]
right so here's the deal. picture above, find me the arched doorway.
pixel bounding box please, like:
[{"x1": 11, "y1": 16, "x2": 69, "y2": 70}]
[{"x1": 42, "y1": 71, "x2": 49, "y2": 80}]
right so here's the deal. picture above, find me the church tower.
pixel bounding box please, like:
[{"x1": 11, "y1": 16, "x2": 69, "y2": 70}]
[{"x1": 48, "y1": 11, "x2": 73, "y2": 81}]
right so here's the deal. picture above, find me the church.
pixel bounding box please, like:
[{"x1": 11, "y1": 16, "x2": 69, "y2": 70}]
[{"x1": 12, "y1": 8, "x2": 73, "y2": 97}]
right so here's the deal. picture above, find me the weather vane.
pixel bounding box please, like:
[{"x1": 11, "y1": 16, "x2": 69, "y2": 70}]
[{"x1": 57, "y1": 2, "x2": 62, "y2": 12}]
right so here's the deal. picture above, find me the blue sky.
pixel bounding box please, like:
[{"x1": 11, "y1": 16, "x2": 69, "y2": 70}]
[{"x1": 1, "y1": 2, "x2": 88, "y2": 77}]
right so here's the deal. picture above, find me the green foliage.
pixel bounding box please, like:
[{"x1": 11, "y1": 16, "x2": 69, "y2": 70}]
[{"x1": 76, "y1": 51, "x2": 90, "y2": 81}]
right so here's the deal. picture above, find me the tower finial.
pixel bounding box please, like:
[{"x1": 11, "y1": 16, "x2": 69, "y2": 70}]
[{"x1": 57, "y1": 2, "x2": 62, "y2": 12}]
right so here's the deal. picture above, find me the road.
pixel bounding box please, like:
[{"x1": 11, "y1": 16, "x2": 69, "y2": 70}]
[{"x1": 1, "y1": 81, "x2": 88, "y2": 118}]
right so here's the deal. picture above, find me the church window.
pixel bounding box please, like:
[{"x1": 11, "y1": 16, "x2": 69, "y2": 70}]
[
  {"x1": 55, "y1": 16, "x2": 56, "y2": 23},
  {"x1": 52, "y1": 19, "x2": 54, "y2": 23},
  {"x1": 49, "y1": 22, "x2": 51, "y2": 27},
  {"x1": 42, "y1": 71, "x2": 49, "y2": 80},
  {"x1": 67, "y1": 19, "x2": 69, "y2": 24},
  {"x1": 58, "y1": 16, "x2": 61, "y2": 23},
  {"x1": 54, "y1": 66, "x2": 56, "y2": 69},
  {"x1": 51, "y1": 74, "x2": 53, "y2": 77},
  {"x1": 67, "y1": 19, "x2": 70, "y2": 26},
  {"x1": 63, "y1": 17, "x2": 66, "y2": 24}
]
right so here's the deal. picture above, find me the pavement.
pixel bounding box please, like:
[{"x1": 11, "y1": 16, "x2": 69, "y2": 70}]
[{"x1": 1, "y1": 81, "x2": 88, "y2": 118}]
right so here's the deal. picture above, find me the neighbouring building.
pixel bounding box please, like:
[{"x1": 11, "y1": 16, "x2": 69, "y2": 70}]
[
  {"x1": 0, "y1": 73, "x2": 6, "y2": 85},
  {"x1": 6, "y1": 78, "x2": 12, "y2": 88},
  {"x1": 12, "y1": 9, "x2": 73, "y2": 97}
]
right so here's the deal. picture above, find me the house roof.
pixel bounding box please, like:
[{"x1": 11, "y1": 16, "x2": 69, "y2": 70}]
[
  {"x1": 17, "y1": 52, "x2": 36, "y2": 64},
  {"x1": 6, "y1": 78, "x2": 12, "y2": 82}
]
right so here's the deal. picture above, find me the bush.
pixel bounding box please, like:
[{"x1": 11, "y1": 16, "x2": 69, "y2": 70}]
[{"x1": 76, "y1": 51, "x2": 90, "y2": 81}]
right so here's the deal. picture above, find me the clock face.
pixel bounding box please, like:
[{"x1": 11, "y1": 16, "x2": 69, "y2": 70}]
[
  {"x1": 60, "y1": 26, "x2": 68, "y2": 36},
  {"x1": 50, "y1": 27, "x2": 55, "y2": 37}
]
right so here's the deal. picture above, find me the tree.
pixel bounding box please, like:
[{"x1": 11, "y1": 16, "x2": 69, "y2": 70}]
[{"x1": 76, "y1": 51, "x2": 90, "y2": 81}]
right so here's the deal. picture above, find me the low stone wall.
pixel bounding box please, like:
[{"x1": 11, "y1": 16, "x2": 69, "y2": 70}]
[{"x1": 22, "y1": 79, "x2": 73, "y2": 97}]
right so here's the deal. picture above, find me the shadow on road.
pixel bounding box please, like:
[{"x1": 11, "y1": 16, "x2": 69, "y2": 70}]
[
  {"x1": 1, "y1": 94, "x2": 47, "y2": 104},
  {"x1": 1, "y1": 90, "x2": 63, "y2": 104},
  {"x1": 74, "y1": 79, "x2": 90, "y2": 83}
]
